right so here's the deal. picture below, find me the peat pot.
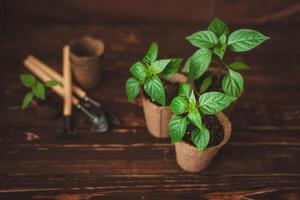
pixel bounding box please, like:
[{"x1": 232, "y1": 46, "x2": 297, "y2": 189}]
[
  {"x1": 69, "y1": 36, "x2": 105, "y2": 89},
  {"x1": 142, "y1": 73, "x2": 187, "y2": 138},
  {"x1": 175, "y1": 112, "x2": 231, "y2": 172}
]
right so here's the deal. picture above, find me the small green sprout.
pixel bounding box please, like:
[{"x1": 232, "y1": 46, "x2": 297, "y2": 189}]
[{"x1": 20, "y1": 74, "x2": 60, "y2": 109}]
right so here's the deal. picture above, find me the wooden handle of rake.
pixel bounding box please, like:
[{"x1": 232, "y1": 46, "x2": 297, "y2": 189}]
[
  {"x1": 24, "y1": 58, "x2": 79, "y2": 105},
  {"x1": 25, "y1": 55, "x2": 86, "y2": 98},
  {"x1": 63, "y1": 46, "x2": 73, "y2": 116}
]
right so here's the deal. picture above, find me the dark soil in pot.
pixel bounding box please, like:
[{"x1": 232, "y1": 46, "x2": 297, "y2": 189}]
[
  {"x1": 35, "y1": 91, "x2": 61, "y2": 119},
  {"x1": 194, "y1": 72, "x2": 236, "y2": 116},
  {"x1": 194, "y1": 72, "x2": 223, "y2": 93},
  {"x1": 143, "y1": 79, "x2": 179, "y2": 106},
  {"x1": 183, "y1": 115, "x2": 224, "y2": 148}
]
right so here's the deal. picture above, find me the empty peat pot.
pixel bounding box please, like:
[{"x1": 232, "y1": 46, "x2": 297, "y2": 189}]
[
  {"x1": 174, "y1": 112, "x2": 232, "y2": 172},
  {"x1": 69, "y1": 37, "x2": 105, "y2": 89},
  {"x1": 142, "y1": 73, "x2": 188, "y2": 138}
]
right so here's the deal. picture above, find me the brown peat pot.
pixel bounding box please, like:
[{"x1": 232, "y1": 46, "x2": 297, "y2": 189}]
[
  {"x1": 142, "y1": 73, "x2": 188, "y2": 138},
  {"x1": 175, "y1": 112, "x2": 231, "y2": 172},
  {"x1": 69, "y1": 37, "x2": 105, "y2": 89}
]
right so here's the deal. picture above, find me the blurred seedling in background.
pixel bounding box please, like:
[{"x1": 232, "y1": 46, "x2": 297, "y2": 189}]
[{"x1": 20, "y1": 74, "x2": 60, "y2": 109}]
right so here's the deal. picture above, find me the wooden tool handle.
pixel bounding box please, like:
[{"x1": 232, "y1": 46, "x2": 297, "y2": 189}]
[
  {"x1": 63, "y1": 46, "x2": 72, "y2": 116},
  {"x1": 25, "y1": 55, "x2": 86, "y2": 98},
  {"x1": 24, "y1": 59, "x2": 79, "y2": 105}
]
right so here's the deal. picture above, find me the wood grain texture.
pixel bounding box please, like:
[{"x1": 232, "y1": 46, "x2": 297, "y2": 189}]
[{"x1": 0, "y1": 22, "x2": 299, "y2": 199}]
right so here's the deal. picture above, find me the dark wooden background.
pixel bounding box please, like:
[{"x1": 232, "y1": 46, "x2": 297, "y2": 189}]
[
  {"x1": 2, "y1": 0, "x2": 300, "y2": 24},
  {"x1": 1, "y1": 0, "x2": 300, "y2": 199}
]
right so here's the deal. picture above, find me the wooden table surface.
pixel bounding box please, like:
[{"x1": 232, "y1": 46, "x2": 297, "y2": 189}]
[{"x1": 0, "y1": 22, "x2": 300, "y2": 200}]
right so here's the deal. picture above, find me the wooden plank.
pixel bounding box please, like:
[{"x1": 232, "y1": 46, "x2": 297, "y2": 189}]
[
  {"x1": 1, "y1": 140, "x2": 299, "y2": 175},
  {"x1": 0, "y1": 127, "x2": 300, "y2": 145},
  {"x1": 0, "y1": 188, "x2": 299, "y2": 200},
  {"x1": 0, "y1": 174, "x2": 299, "y2": 199},
  {"x1": 1, "y1": 89, "x2": 300, "y2": 128},
  {"x1": 1, "y1": 24, "x2": 300, "y2": 65}
]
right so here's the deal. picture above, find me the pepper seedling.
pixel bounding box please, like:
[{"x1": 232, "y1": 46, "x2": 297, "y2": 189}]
[
  {"x1": 125, "y1": 42, "x2": 182, "y2": 106},
  {"x1": 20, "y1": 74, "x2": 60, "y2": 109},
  {"x1": 168, "y1": 83, "x2": 236, "y2": 151},
  {"x1": 183, "y1": 17, "x2": 270, "y2": 97}
]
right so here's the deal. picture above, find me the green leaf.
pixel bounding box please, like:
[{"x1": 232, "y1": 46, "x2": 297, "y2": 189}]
[
  {"x1": 168, "y1": 115, "x2": 188, "y2": 143},
  {"x1": 20, "y1": 74, "x2": 36, "y2": 87},
  {"x1": 125, "y1": 77, "x2": 141, "y2": 101},
  {"x1": 188, "y1": 108, "x2": 202, "y2": 129},
  {"x1": 228, "y1": 61, "x2": 250, "y2": 70},
  {"x1": 208, "y1": 17, "x2": 229, "y2": 37},
  {"x1": 178, "y1": 83, "x2": 190, "y2": 98},
  {"x1": 161, "y1": 58, "x2": 182, "y2": 77},
  {"x1": 152, "y1": 59, "x2": 171, "y2": 74},
  {"x1": 200, "y1": 75, "x2": 212, "y2": 93},
  {"x1": 22, "y1": 92, "x2": 34, "y2": 109},
  {"x1": 228, "y1": 29, "x2": 270, "y2": 52},
  {"x1": 32, "y1": 81, "x2": 45, "y2": 100},
  {"x1": 186, "y1": 30, "x2": 218, "y2": 49},
  {"x1": 144, "y1": 75, "x2": 166, "y2": 106},
  {"x1": 199, "y1": 91, "x2": 236, "y2": 115},
  {"x1": 191, "y1": 127, "x2": 210, "y2": 151},
  {"x1": 45, "y1": 80, "x2": 61, "y2": 88},
  {"x1": 189, "y1": 91, "x2": 196, "y2": 104},
  {"x1": 182, "y1": 56, "x2": 192, "y2": 73},
  {"x1": 213, "y1": 34, "x2": 227, "y2": 59},
  {"x1": 170, "y1": 96, "x2": 188, "y2": 115},
  {"x1": 129, "y1": 61, "x2": 147, "y2": 82},
  {"x1": 222, "y1": 69, "x2": 244, "y2": 97},
  {"x1": 188, "y1": 49, "x2": 212, "y2": 81},
  {"x1": 143, "y1": 42, "x2": 158, "y2": 64}
]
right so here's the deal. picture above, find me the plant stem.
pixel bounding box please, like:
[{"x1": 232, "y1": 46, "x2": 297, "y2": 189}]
[
  {"x1": 207, "y1": 66, "x2": 226, "y2": 75},
  {"x1": 209, "y1": 59, "x2": 229, "y2": 89}
]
